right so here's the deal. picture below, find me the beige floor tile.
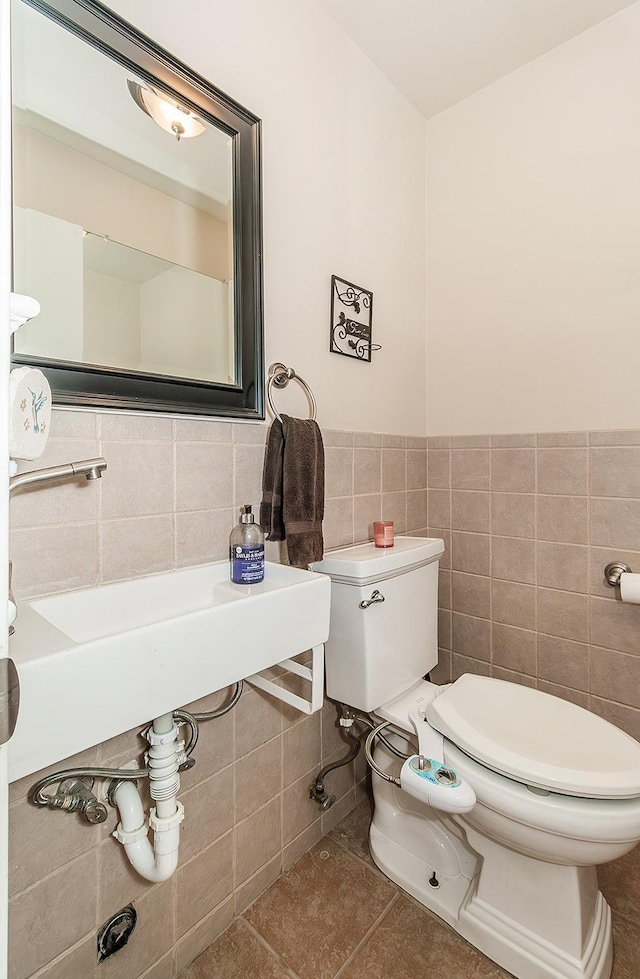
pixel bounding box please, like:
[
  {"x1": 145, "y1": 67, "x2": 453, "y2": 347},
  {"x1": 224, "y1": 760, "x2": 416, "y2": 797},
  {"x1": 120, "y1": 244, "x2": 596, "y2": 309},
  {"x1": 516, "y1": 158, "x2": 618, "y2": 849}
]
[
  {"x1": 244, "y1": 837, "x2": 396, "y2": 979},
  {"x1": 612, "y1": 913, "x2": 640, "y2": 978},
  {"x1": 340, "y1": 896, "x2": 512, "y2": 979},
  {"x1": 179, "y1": 919, "x2": 292, "y2": 979},
  {"x1": 179, "y1": 781, "x2": 640, "y2": 979},
  {"x1": 598, "y1": 846, "x2": 640, "y2": 926}
]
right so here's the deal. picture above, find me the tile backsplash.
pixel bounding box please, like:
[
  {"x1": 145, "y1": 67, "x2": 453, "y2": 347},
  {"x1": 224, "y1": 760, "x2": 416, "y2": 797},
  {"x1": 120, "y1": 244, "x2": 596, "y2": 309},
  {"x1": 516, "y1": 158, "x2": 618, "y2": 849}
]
[{"x1": 10, "y1": 411, "x2": 428, "y2": 601}]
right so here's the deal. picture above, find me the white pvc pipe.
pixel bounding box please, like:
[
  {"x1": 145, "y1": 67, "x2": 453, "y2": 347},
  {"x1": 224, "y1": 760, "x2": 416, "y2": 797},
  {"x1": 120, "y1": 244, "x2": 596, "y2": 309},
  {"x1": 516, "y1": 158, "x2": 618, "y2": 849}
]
[
  {"x1": 111, "y1": 713, "x2": 184, "y2": 882},
  {"x1": 153, "y1": 712, "x2": 174, "y2": 735},
  {"x1": 113, "y1": 782, "x2": 180, "y2": 883}
]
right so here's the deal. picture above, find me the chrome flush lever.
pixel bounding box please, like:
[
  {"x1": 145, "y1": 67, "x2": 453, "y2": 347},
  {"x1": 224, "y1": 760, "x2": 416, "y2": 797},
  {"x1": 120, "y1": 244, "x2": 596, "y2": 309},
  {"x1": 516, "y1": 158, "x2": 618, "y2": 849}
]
[{"x1": 359, "y1": 589, "x2": 385, "y2": 610}]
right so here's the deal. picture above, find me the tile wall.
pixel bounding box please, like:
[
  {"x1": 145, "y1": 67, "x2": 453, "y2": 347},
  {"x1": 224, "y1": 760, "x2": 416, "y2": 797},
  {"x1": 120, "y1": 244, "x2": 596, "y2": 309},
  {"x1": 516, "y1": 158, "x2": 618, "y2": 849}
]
[
  {"x1": 8, "y1": 409, "x2": 428, "y2": 979},
  {"x1": 11, "y1": 414, "x2": 640, "y2": 978},
  {"x1": 428, "y1": 431, "x2": 640, "y2": 740}
]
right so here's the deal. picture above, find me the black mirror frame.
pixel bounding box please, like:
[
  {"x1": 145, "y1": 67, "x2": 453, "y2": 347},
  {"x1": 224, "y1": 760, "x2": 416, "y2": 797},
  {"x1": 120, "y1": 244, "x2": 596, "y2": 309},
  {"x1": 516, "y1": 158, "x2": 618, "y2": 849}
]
[{"x1": 12, "y1": 0, "x2": 264, "y2": 419}]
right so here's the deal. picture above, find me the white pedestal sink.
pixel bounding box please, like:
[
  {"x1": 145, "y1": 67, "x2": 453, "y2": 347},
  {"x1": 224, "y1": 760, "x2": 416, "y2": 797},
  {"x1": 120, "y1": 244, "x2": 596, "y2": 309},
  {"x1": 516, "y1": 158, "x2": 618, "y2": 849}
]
[{"x1": 8, "y1": 560, "x2": 330, "y2": 781}]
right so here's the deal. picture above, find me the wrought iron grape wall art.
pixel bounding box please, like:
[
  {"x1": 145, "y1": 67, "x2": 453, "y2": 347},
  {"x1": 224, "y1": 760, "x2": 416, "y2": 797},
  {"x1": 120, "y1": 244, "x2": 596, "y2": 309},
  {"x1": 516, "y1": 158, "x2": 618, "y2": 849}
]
[{"x1": 330, "y1": 275, "x2": 381, "y2": 361}]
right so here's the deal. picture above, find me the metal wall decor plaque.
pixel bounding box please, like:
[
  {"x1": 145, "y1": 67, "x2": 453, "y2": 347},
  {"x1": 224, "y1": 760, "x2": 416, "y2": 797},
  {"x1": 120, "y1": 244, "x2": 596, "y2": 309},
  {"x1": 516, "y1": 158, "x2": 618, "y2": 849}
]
[{"x1": 330, "y1": 275, "x2": 375, "y2": 362}]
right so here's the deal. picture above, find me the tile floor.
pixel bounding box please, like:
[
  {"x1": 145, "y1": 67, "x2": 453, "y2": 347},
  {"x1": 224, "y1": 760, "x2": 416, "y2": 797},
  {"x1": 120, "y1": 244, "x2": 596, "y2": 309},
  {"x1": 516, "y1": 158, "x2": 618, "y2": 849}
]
[{"x1": 179, "y1": 800, "x2": 640, "y2": 979}]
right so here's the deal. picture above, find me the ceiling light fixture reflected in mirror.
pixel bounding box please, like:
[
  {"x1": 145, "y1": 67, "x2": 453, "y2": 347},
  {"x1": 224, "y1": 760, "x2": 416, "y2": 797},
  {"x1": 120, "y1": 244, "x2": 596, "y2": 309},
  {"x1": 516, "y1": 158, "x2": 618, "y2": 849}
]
[{"x1": 127, "y1": 80, "x2": 206, "y2": 141}]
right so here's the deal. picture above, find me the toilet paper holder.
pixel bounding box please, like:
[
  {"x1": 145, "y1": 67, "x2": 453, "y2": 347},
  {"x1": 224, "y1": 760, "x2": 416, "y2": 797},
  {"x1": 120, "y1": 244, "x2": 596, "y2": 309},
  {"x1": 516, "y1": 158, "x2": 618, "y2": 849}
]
[{"x1": 604, "y1": 562, "x2": 633, "y2": 587}]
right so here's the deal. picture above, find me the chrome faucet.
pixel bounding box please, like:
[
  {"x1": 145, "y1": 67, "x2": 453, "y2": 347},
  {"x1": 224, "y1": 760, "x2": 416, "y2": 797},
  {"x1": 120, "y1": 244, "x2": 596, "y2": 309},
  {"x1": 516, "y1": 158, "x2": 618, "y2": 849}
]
[
  {"x1": 8, "y1": 457, "x2": 107, "y2": 635},
  {"x1": 9, "y1": 457, "x2": 107, "y2": 496}
]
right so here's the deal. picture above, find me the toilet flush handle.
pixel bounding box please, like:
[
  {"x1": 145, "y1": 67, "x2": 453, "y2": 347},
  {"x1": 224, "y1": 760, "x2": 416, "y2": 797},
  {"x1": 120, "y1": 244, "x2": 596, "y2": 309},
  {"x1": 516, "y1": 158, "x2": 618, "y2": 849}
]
[{"x1": 359, "y1": 590, "x2": 385, "y2": 610}]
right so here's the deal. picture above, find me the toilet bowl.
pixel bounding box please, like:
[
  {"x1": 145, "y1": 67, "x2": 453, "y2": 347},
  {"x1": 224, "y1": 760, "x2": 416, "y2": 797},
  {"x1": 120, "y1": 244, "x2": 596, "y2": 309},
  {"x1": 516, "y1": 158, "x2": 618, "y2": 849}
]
[{"x1": 313, "y1": 538, "x2": 640, "y2": 979}]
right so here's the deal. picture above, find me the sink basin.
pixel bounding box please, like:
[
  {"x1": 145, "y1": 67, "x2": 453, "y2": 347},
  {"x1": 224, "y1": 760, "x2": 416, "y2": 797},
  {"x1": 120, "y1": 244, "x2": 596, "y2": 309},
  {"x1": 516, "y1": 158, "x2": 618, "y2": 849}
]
[{"x1": 9, "y1": 561, "x2": 331, "y2": 781}]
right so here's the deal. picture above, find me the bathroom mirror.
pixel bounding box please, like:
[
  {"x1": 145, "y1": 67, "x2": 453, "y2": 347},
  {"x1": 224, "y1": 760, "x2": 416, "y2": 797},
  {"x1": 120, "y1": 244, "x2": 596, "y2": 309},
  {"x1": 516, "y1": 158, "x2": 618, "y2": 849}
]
[{"x1": 10, "y1": 0, "x2": 264, "y2": 418}]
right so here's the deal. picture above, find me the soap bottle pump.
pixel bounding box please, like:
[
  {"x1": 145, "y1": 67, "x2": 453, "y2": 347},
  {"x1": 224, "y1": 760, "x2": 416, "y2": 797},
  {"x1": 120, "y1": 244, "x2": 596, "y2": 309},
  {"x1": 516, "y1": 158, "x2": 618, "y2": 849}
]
[{"x1": 229, "y1": 505, "x2": 265, "y2": 585}]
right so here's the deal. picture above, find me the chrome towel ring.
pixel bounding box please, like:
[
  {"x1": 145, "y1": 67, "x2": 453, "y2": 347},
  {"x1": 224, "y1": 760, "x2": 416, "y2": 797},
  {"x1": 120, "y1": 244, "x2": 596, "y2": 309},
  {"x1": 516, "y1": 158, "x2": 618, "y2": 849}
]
[{"x1": 267, "y1": 362, "x2": 318, "y2": 423}]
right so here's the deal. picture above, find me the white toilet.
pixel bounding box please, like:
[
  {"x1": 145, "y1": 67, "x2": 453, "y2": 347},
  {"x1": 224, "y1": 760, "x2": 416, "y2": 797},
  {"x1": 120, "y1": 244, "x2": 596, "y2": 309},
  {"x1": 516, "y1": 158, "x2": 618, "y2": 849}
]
[{"x1": 313, "y1": 537, "x2": 640, "y2": 979}]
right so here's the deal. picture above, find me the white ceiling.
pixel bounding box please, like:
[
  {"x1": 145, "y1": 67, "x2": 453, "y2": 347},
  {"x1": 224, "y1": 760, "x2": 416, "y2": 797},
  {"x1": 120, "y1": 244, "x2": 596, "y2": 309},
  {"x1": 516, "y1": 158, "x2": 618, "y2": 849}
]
[{"x1": 316, "y1": 0, "x2": 639, "y2": 118}]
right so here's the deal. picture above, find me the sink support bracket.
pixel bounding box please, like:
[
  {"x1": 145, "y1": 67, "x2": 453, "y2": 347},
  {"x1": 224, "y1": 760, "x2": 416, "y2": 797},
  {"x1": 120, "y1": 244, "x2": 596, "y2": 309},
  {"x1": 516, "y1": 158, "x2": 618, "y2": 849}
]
[{"x1": 247, "y1": 644, "x2": 324, "y2": 714}]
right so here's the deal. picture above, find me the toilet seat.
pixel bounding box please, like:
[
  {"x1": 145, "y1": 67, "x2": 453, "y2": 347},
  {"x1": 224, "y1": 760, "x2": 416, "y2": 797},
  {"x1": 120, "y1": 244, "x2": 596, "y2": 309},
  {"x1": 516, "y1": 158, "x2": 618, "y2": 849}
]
[
  {"x1": 427, "y1": 674, "x2": 640, "y2": 799},
  {"x1": 382, "y1": 674, "x2": 640, "y2": 800}
]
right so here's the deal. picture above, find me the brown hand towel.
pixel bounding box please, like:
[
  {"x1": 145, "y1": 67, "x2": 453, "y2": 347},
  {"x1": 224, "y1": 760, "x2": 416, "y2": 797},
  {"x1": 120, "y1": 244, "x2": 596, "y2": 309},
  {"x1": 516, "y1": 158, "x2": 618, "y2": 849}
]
[
  {"x1": 281, "y1": 414, "x2": 325, "y2": 566},
  {"x1": 260, "y1": 414, "x2": 325, "y2": 566},
  {"x1": 260, "y1": 418, "x2": 285, "y2": 541}
]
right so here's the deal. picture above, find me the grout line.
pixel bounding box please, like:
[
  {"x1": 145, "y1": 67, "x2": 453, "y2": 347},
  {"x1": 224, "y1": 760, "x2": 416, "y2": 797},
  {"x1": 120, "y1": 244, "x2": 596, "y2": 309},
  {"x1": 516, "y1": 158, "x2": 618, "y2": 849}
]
[
  {"x1": 326, "y1": 829, "x2": 391, "y2": 885},
  {"x1": 170, "y1": 869, "x2": 178, "y2": 978},
  {"x1": 140, "y1": 950, "x2": 175, "y2": 979},
  {"x1": 27, "y1": 930, "x2": 97, "y2": 979},
  {"x1": 9, "y1": 845, "x2": 99, "y2": 902},
  {"x1": 238, "y1": 916, "x2": 301, "y2": 979},
  {"x1": 333, "y1": 892, "x2": 401, "y2": 979},
  {"x1": 610, "y1": 906, "x2": 640, "y2": 931}
]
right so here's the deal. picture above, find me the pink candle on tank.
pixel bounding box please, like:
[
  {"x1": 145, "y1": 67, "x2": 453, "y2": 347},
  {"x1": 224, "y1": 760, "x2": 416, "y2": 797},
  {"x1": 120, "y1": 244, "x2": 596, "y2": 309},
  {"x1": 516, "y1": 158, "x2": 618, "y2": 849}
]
[{"x1": 373, "y1": 521, "x2": 394, "y2": 548}]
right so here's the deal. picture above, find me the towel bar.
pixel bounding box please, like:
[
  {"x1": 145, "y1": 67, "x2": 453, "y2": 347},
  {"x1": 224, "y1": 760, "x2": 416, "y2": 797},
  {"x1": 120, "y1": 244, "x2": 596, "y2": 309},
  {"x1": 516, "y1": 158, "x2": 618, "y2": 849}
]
[{"x1": 267, "y1": 362, "x2": 317, "y2": 422}]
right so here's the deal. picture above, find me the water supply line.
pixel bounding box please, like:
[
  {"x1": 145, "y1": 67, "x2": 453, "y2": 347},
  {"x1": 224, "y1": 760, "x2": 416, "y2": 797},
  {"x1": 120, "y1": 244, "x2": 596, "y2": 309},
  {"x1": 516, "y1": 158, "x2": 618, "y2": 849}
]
[
  {"x1": 169, "y1": 681, "x2": 243, "y2": 772},
  {"x1": 364, "y1": 721, "x2": 402, "y2": 786},
  {"x1": 309, "y1": 723, "x2": 361, "y2": 810},
  {"x1": 30, "y1": 709, "x2": 199, "y2": 814},
  {"x1": 309, "y1": 703, "x2": 417, "y2": 810}
]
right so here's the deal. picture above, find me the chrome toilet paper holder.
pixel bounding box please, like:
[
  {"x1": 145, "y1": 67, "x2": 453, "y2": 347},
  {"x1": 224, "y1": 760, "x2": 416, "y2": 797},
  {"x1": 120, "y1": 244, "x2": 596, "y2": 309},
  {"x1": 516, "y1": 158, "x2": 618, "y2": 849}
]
[{"x1": 604, "y1": 562, "x2": 633, "y2": 588}]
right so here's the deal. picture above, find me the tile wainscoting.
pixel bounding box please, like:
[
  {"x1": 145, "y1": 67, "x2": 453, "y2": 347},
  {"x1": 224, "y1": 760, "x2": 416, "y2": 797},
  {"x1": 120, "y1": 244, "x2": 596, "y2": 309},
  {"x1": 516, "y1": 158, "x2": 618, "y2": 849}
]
[
  {"x1": 427, "y1": 429, "x2": 640, "y2": 955},
  {"x1": 9, "y1": 412, "x2": 640, "y2": 976},
  {"x1": 7, "y1": 410, "x2": 428, "y2": 979},
  {"x1": 427, "y1": 430, "x2": 640, "y2": 740}
]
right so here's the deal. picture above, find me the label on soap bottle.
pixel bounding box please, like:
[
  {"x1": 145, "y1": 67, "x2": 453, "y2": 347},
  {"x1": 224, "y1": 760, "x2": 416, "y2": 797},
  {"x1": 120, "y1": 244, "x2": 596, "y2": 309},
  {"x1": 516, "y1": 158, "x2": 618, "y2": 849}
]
[{"x1": 230, "y1": 544, "x2": 265, "y2": 584}]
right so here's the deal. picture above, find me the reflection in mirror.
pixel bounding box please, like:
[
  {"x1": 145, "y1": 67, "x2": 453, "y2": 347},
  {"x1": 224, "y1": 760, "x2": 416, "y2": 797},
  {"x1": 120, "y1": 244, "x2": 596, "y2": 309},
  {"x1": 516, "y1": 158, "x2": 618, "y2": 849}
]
[
  {"x1": 15, "y1": 226, "x2": 234, "y2": 385},
  {"x1": 10, "y1": 0, "x2": 263, "y2": 417}
]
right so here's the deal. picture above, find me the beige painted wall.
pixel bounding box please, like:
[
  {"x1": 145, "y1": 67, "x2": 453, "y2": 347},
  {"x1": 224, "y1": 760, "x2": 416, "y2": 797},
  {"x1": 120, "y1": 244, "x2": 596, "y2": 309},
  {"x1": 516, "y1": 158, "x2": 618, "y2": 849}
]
[
  {"x1": 426, "y1": 4, "x2": 640, "y2": 435},
  {"x1": 13, "y1": 207, "x2": 84, "y2": 360},
  {"x1": 83, "y1": 269, "x2": 140, "y2": 369},
  {"x1": 13, "y1": 126, "x2": 229, "y2": 280},
  {"x1": 106, "y1": 0, "x2": 428, "y2": 436}
]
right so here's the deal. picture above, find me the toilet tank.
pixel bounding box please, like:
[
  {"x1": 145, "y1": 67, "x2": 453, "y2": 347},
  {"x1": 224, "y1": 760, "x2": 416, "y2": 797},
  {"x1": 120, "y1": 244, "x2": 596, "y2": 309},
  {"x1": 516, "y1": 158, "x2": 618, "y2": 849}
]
[{"x1": 312, "y1": 537, "x2": 444, "y2": 712}]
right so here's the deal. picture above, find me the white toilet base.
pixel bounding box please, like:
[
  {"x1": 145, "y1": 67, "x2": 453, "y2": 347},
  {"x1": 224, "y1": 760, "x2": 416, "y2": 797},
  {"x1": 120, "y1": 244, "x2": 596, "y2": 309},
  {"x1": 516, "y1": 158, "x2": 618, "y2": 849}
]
[{"x1": 371, "y1": 776, "x2": 613, "y2": 979}]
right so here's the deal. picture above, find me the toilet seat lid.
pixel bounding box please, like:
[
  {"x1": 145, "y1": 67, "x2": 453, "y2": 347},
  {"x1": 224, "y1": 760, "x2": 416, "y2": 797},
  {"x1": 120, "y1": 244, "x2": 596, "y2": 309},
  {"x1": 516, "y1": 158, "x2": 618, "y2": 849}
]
[{"x1": 427, "y1": 674, "x2": 640, "y2": 799}]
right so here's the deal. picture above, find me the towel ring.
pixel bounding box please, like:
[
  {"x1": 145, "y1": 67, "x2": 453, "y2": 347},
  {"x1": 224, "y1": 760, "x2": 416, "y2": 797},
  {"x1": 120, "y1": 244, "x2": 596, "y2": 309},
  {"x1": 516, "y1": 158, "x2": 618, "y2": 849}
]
[{"x1": 267, "y1": 363, "x2": 317, "y2": 423}]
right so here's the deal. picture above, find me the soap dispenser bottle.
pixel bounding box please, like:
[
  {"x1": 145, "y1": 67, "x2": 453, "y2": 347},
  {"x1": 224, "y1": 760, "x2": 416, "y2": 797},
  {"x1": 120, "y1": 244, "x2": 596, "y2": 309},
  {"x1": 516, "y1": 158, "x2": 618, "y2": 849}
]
[{"x1": 229, "y1": 505, "x2": 265, "y2": 585}]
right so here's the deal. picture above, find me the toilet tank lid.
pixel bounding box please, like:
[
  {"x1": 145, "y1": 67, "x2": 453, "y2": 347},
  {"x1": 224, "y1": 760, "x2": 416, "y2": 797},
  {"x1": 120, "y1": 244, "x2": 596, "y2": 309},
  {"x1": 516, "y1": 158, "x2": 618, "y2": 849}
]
[
  {"x1": 312, "y1": 537, "x2": 444, "y2": 585},
  {"x1": 428, "y1": 674, "x2": 640, "y2": 799}
]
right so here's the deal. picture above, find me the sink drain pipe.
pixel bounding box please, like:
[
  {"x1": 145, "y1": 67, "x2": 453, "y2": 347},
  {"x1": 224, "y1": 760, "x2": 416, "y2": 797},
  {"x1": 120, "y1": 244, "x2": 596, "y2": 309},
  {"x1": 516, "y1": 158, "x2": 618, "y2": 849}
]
[
  {"x1": 29, "y1": 682, "x2": 244, "y2": 883},
  {"x1": 110, "y1": 712, "x2": 185, "y2": 883}
]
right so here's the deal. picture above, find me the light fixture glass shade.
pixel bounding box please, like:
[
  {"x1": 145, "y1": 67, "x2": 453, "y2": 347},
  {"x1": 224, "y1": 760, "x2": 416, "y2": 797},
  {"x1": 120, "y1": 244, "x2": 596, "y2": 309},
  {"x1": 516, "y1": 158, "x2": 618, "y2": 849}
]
[{"x1": 127, "y1": 80, "x2": 206, "y2": 140}]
